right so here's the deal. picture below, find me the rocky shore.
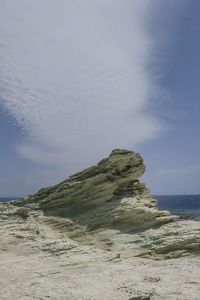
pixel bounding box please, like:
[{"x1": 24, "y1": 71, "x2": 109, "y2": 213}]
[{"x1": 0, "y1": 149, "x2": 199, "y2": 299}]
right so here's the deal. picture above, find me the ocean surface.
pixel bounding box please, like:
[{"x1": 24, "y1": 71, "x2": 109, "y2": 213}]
[
  {"x1": 1, "y1": 195, "x2": 200, "y2": 218},
  {"x1": 155, "y1": 195, "x2": 200, "y2": 218},
  {"x1": 0, "y1": 197, "x2": 19, "y2": 203}
]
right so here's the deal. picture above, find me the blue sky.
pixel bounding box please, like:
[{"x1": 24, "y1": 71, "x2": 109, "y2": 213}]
[{"x1": 0, "y1": 0, "x2": 199, "y2": 196}]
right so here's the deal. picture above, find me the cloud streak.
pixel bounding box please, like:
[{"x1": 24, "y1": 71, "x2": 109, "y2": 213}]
[{"x1": 0, "y1": 1, "x2": 177, "y2": 173}]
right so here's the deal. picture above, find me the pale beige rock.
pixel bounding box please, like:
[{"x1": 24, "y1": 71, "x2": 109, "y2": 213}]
[
  {"x1": 1, "y1": 149, "x2": 200, "y2": 299},
  {"x1": 0, "y1": 203, "x2": 200, "y2": 300}
]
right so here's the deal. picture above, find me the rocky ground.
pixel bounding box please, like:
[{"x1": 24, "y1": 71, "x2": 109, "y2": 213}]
[
  {"x1": 0, "y1": 203, "x2": 199, "y2": 300},
  {"x1": 0, "y1": 149, "x2": 200, "y2": 299}
]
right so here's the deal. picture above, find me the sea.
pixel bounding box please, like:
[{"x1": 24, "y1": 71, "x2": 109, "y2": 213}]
[
  {"x1": 155, "y1": 195, "x2": 200, "y2": 218},
  {"x1": 1, "y1": 195, "x2": 200, "y2": 218},
  {"x1": 0, "y1": 197, "x2": 19, "y2": 203}
]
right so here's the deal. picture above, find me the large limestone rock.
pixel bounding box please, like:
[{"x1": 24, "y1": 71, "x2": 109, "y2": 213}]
[
  {"x1": 19, "y1": 149, "x2": 173, "y2": 232},
  {"x1": 1, "y1": 149, "x2": 200, "y2": 299}
]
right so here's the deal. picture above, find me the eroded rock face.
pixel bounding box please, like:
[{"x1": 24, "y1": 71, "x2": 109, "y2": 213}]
[
  {"x1": 19, "y1": 149, "x2": 173, "y2": 232},
  {"x1": 1, "y1": 202, "x2": 200, "y2": 300},
  {"x1": 1, "y1": 149, "x2": 200, "y2": 299}
]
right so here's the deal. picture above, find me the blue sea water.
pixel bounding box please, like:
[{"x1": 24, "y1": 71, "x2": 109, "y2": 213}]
[
  {"x1": 0, "y1": 197, "x2": 19, "y2": 202},
  {"x1": 156, "y1": 194, "x2": 200, "y2": 218},
  {"x1": 1, "y1": 195, "x2": 200, "y2": 218}
]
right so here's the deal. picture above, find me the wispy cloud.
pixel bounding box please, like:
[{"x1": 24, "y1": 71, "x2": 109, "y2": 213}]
[{"x1": 0, "y1": 1, "x2": 182, "y2": 173}]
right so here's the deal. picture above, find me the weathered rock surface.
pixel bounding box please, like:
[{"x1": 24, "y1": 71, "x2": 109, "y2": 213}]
[
  {"x1": 12, "y1": 149, "x2": 200, "y2": 259},
  {"x1": 1, "y1": 149, "x2": 200, "y2": 299},
  {"x1": 17, "y1": 149, "x2": 174, "y2": 232},
  {"x1": 0, "y1": 202, "x2": 200, "y2": 299}
]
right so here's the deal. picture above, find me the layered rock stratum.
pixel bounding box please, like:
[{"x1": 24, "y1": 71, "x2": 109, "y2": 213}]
[
  {"x1": 0, "y1": 149, "x2": 200, "y2": 299},
  {"x1": 18, "y1": 149, "x2": 174, "y2": 232}
]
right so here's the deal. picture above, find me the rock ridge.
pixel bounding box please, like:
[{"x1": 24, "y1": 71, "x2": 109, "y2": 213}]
[
  {"x1": 17, "y1": 149, "x2": 173, "y2": 232},
  {"x1": 1, "y1": 149, "x2": 200, "y2": 299}
]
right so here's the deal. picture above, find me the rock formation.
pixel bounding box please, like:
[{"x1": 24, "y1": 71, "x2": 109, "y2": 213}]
[
  {"x1": 10, "y1": 148, "x2": 199, "y2": 260},
  {"x1": 1, "y1": 149, "x2": 200, "y2": 299},
  {"x1": 18, "y1": 149, "x2": 173, "y2": 232}
]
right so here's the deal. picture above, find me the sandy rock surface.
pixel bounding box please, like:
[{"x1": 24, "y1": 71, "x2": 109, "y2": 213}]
[
  {"x1": 0, "y1": 203, "x2": 199, "y2": 300},
  {"x1": 1, "y1": 150, "x2": 199, "y2": 299}
]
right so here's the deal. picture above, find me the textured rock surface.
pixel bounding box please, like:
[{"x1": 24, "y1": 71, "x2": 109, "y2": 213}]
[
  {"x1": 18, "y1": 149, "x2": 173, "y2": 232},
  {"x1": 13, "y1": 149, "x2": 199, "y2": 259},
  {"x1": 0, "y1": 202, "x2": 200, "y2": 299},
  {"x1": 1, "y1": 149, "x2": 200, "y2": 299}
]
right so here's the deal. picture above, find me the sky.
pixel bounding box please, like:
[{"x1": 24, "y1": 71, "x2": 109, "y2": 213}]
[{"x1": 0, "y1": 0, "x2": 199, "y2": 197}]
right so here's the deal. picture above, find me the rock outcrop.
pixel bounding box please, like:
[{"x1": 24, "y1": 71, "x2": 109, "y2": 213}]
[
  {"x1": 18, "y1": 149, "x2": 173, "y2": 232},
  {"x1": 11, "y1": 149, "x2": 199, "y2": 260},
  {"x1": 1, "y1": 149, "x2": 200, "y2": 299},
  {"x1": 1, "y1": 202, "x2": 200, "y2": 299}
]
